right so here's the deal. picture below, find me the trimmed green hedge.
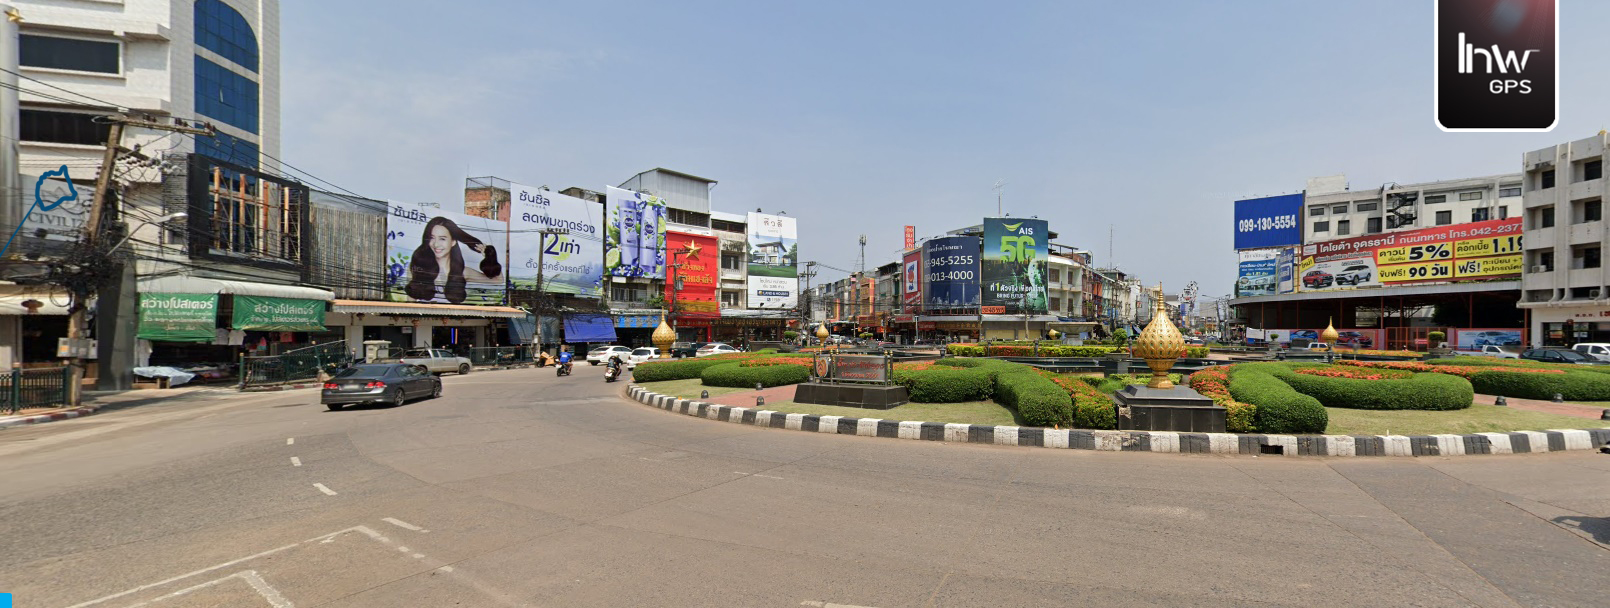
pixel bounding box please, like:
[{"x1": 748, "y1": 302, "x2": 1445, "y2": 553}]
[
  {"x1": 944, "y1": 344, "x2": 1208, "y2": 358},
  {"x1": 1271, "y1": 367, "x2": 1473, "y2": 411},
  {"x1": 631, "y1": 357, "x2": 735, "y2": 382},
  {"x1": 1466, "y1": 369, "x2": 1610, "y2": 401},
  {"x1": 699, "y1": 361, "x2": 810, "y2": 388},
  {"x1": 1227, "y1": 364, "x2": 1328, "y2": 434},
  {"x1": 993, "y1": 368, "x2": 1073, "y2": 427},
  {"x1": 893, "y1": 367, "x2": 995, "y2": 402},
  {"x1": 1072, "y1": 392, "x2": 1115, "y2": 429}
]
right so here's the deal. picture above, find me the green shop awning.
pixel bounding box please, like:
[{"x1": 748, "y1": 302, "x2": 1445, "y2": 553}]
[
  {"x1": 137, "y1": 293, "x2": 219, "y2": 343},
  {"x1": 231, "y1": 295, "x2": 327, "y2": 331}
]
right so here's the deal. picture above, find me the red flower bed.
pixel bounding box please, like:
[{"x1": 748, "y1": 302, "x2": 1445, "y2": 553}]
[
  {"x1": 893, "y1": 360, "x2": 937, "y2": 372},
  {"x1": 1338, "y1": 359, "x2": 1565, "y2": 378},
  {"x1": 1293, "y1": 367, "x2": 1411, "y2": 380},
  {"x1": 739, "y1": 357, "x2": 813, "y2": 368},
  {"x1": 1034, "y1": 370, "x2": 1104, "y2": 397}
]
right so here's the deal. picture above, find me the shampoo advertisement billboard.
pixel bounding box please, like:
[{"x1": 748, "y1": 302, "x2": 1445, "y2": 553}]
[
  {"x1": 1297, "y1": 217, "x2": 1522, "y2": 291},
  {"x1": 386, "y1": 203, "x2": 508, "y2": 305},
  {"x1": 902, "y1": 250, "x2": 922, "y2": 313},
  {"x1": 1233, "y1": 193, "x2": 1304, "y2": 250},
  {"x1": 981, "y1": 217, "x2": 1048, "y2": 315},
  {"x1": 604, "y1": 186, "x2": 666, "y2": 279},
  {"x1": 924, "y1": 236, "x2": 980, "y2": 310},
  {"x1": 509, "y1": 183, "x2": 604, "y2": 297},
  {"x1": 745, "y1": 212, "x2": 798, "y2": 309}
]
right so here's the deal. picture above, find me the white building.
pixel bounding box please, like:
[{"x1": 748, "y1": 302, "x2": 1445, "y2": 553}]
[
  {"x1": 1519, "y1": 132, "x2": 1609, "y2": 347},
  {"x1": 1303, "y1": 173, "x2": 1522, "y2": 241}
]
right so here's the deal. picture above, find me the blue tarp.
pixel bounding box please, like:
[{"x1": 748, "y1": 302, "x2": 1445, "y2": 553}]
[{"x1": 563, "y1": 314, "x2": 617, "y2": 343}]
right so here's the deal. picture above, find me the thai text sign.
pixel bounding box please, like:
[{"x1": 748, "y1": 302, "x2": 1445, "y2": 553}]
[
  {"x1": 1298, "y1": 218, "x2": 1522, "y2": 290},
  {"x1": 745, "y1": 212, "x2": 798, "y2": 309},
  {"x1": 666, "y1": 231, "x2": 721, "y2": 317},
  {"x1": 982, "y1": 217, "x2": 1048, "y2": 315},
  {"x1": 828, "y1": 354, "x2": 888, "y2": 383},
  {"x1": 232, "y1": 296, "x2": 326, "y2": 331},
  {"x1": 138, "y1": 293, "x2": 218, "y2": 342},
  {"x1": 509, "y1": 183, "x2": 604, "y2": 297},
  {"x1": 923, "y1": 236, "x2": 980, "y2": 310}
]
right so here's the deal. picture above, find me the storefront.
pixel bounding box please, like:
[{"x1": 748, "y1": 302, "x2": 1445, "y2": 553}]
[
  {"x1": 614, "y1": 313, "x2": 663, "y2": 348},
  {"x1": 711, "y1": 311, "x2": 793, "y2": 346},
  {"x1": 0, "y1": 289, "x2": 73, "y2": 369},
  {"x1": 918, "y1": 316, "x2": 981, "y2": 342},
  {"x1": 135, "y1": 277, "x2": 336, "y2": 381},
  {"x1": 1526, "y1": 305, "x2": 1608, "y2": 348},
  {"x1": 327, "y1": 299, "x2": 529, "y2": 357}
]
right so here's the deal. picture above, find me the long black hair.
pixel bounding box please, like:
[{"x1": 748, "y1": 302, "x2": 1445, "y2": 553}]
[{"x1": 405, "y1": 217, "x2": 502, "y2": 303}]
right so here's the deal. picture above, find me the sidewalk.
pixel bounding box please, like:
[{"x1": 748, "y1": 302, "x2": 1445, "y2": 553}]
[
  {"x1": 0, "y1": 384, "x2": 242, "y2": 430},
  {"x1": 1474, "y1": 394, "x2": 1609, "y2": 420}
]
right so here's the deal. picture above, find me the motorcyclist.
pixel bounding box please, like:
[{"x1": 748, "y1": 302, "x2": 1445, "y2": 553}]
[
  {"x1": 606, "y1": 355, "x2": 625, "y2": 381},
  {"x1": 556, "y1": 349, "x2": 574, "y2": 376}
]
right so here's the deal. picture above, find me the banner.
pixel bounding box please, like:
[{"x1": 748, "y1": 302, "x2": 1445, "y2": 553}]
[
  {"x1": 231, "y1": 295, "x2": 326, "y2": 331},
  {"x1": 903, "y1": 226, "x2": 915, "y2": 250},
  {"x1": 137, "y1": 293, "x2": 218, "y2": 342},
  {"x1": 981, "y1": 217, "x2": 1048, "y2": 315},
  {"x1": 1298, "y1": 218, "x2": 1522, "y2": 291},
  {"x1": 386, "y1": 203, "x2": 508, "y2": 305},
  {"x1": 1275, "y1": 247, "x2": 1296, "y2": 294},
  {"x1": 666, "y1": 231, "x2": 720, "y2": 318},
  {"x1": 509, "y1": 184, "x2": 604, "y2": 297},
  {"x1": 1236, "y1": 249, "x2": 1279, "y2": 297},
  {"x1": 604, "y1": 186, "x2": 666, "y2": 279},
  {"x1": 923, "y1": 236, "x2": 980, "y2": 310},
  {"x1": 1233, "y1": 193, "x2": 1303, "y2": 250},
  {"x1": 1455, "y1": 329, "x2": 1524, "y2": 349},
  {"x1": 902, "y1": 250, "x2": 923, "y2": 313},
  {"x1": 745, "y1": 212, "x2": 798, "y2": 309}
]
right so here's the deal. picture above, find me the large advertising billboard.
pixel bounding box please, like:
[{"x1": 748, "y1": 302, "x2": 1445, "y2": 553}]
[
  {"x1": 508, "y1": 183, "x2": 604, "y2": 297},
  {"x1": 1297, "y1": 218, "x2": 1522, "y2": 291},
  {"x1": 923, "y1": 236, "x2": 980, "y2": 310},
  {"x1": 604, "y1": 186, "x2": 666, "y2": 279},
  {"x1": 981, "y1": 218, "x2": 1048, "y2": 315},
  {"x1": 666, "y1": 230, "x2": 720, "y2": 318},
  {"x1": 902, "y1": 250, "x2": 923, "y2": 313},
  {"x1": 386, "y1": 203, "x2": 508, "y2": 305},
  {"x1": 1236, "y1": 248, "x2": 1279, "y2": 297},
  {"x1": 745, "y1": 212, "x2": 798, "y2": 309},
  {"x1": 1234, "y1": 193, "x2": 1304, "y2": 250}
]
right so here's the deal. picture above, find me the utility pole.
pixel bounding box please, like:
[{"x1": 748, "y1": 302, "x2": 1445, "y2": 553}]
[
  {"x1": 531, "y1": 227, "x2": 567, "y2": 356},
  {"x1": 993, "y1": 180, "x2": 1006, "y2": 216}
]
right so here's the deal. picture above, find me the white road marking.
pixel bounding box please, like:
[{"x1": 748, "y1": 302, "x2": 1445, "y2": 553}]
[
  {"x1": 734, "y1": 471, "x2": 785, "y2": 480},
  {"x1": 412, "y1": 553, "x2": 426, "y2": 559},
  {"x1": 313, "y1": 483, "x2": 337, "y2": 496},
  {"x1": 290, "y1": 457, "x2": 301, "y2": 467},
  {"x1": 802, "y1": 601, "x2": 879, "y2": 608},
  {"x1": 286, "y1": 438, "x2": 294, "y2": 445},
  {"x1": 123, "y1": 570, "x2": 293, "y2": 608},
  {"x1": 64, "y1": 544, "x2": 302, "y2": 608},
  {"x1": 437, "y1": 565, "x2": 456, "y2": 573},
  {"x1": 382, "y1": 517, "x2": 429, "y2": 532}
]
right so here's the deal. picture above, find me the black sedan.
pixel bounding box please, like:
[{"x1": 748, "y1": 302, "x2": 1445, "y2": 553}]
[
  {"x1": 321, "y1": 363, "x2": 442, "y2": 410},
  {"x1": 1519, "y1": 348, "x2": 1610, "y2": 365}
]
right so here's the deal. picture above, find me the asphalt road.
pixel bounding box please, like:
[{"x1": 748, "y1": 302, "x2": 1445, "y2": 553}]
[{"x1": 1, "y1": 367, "x2": 1609, "y2": 607}]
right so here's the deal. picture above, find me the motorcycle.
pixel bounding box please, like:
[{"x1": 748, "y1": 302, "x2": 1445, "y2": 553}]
[
  {"x1": 556, "y1": 360, "x2": 573, "y2": 377},
  {"x1": 604, "y1": 362, "x2": 622, "y2": 383}
]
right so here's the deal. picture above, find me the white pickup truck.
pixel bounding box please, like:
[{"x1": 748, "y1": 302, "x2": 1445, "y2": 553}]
[{"x1": 1455, "y1": 345, "x2": 1520, "y2": 359}]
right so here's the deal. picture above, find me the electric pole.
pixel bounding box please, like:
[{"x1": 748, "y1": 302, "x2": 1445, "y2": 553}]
[{"x1": 531, "y1": 226, "x2": 567, "y2": 356}]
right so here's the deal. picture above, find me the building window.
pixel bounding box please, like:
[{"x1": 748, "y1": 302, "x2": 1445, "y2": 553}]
[
  {"x1": 1581, "y1": 199, "x2": 1603, "y2": 223},
  {"x1": 19, "y1": 109, "x2": 110, "y2": 146},
  {"x1": 720, "y1": 253, "x2": 741, "y2": 271},
  {"x1": 194, "y1": 0, "x2": 260, "y2": 72},
  {"x1": 1574, "y1": 246, "x2": 1602, "y2": 270},
  {"x1": 1309, "y1": 206, "x2": 1325, "y2": 217},
  {"x1": 1540, "y1": 206, "x2": 1556, "y2": 228},
  {"x1": 1048, "y1": 269, "x2": 1060, "y2": 282},
  {"x1": 1331, "y1": 204, "x2": 1348, "y2": 214},
  {"x1": 1336, "y1": 220, "x2": 1350, "y2": 236},
  {"x1": 1424, "y1": 194, "x2": 1448, "y2": 204},
  {"x1": 1541, "y1": 170, "x2": 1556, "y2": 189},
  {"x1": 1499, "y1": 206, "x2": 1508, "y2": 220},
  {"x1": 1471, "y1": 207, "x2": 1491, "y2": 222},
  {"x1": 1459, "y1": 191, "x2": 1483, "y2": 201},
  {"x1": 721, "y1": 291, "x2": 740, "y2": 307},
  {"x1": 194, "y1": 56, "x2": 260, "y2": 134},
  {"x1": 195, "y1": 132, "x2": 260, "y2": 168},
  {"x1": 711, "y1": 219, "x2": 745, "y2": 233},
  {"x1": 19, "y1": 34, "x2": 119, "y2": 74},
  {"x1": 1355, "y1": 202, "x2": 1378, "y2": 212},
  {"x1": 1312, "y1": 221, "x2": 1329, "y2": 233},
  {"x1": 1534, "y1": 250, "x2": 1554, "y2": 272},
  {"x1": 202, "y1": 165, "x2": 302, "y2": 263},
  {"x1": 1049, "y1": 297, "x2": 1060, "y2": 311},
  {"x1": 1586, "y1": 160, "x2": 1604, "y2": 182},
  {"x1": 612, "y1": 285, "x2": 647, "y2": 302},
  {"x1": 1499, "y1": 187, "x2": 1522, "y2": 198},
  {"x1": 1435, "y1": 210, "x2": 1452, "y2": 225},
  {"x1": 664, "y1": 208, "x2": 708, "y2": 227},
  {"x1": 1366, "y1": 217, "x2": 1382, "y2": 233}
]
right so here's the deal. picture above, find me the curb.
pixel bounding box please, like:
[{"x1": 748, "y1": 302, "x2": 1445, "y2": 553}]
[
  {"x1": 0, "y1": 403, "x2": 103, "y2": 430},
  {"x1": 627, "y1": 385, "x2": 1610, "y2": 457}
]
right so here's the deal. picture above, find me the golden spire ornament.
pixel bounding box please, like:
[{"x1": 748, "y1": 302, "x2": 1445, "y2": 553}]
[
  {"x1": 1131, "y1": 283, "x2": 1186, "y2": 389},
  {"x1": 651, "y1": 316, "x2": 677, "y2": 352},
  {"x1": 1320, "y1": 318, "x2": 1339, "y2": 351}
]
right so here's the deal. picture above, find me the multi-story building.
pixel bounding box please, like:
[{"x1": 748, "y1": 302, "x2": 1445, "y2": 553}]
[
  {"x1": 1519, "y1": 132, "x2": 1609, "y2": 346},
  {"x1": 710, "y1": 211, "x2": 748, "y2": 310},
  {"x1": 1304, "y1": 173, "x2": 1522, "y2": 241}
]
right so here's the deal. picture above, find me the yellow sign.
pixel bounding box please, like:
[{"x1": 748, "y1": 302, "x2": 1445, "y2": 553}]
[
  {"x1": 1453, "y1": 254, "x2": 1524, "y2": 278},
  {"x1": 1376, "y1": 242, "x2": 1453, "y2": 265},
  {"x1": 1378, "y1": 260, "x2": 1454, "y2": 283},
  {"x1": 1453, "y1": 235, "x2": 1524, "y2": 259},
  {"x1": 1299, "y1": 256, "x2": 1315, "y2": 272}
]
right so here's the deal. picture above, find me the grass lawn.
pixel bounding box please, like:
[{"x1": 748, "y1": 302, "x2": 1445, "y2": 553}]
[
  {"x1": 759, "y1": 399, "x2": 1025, "y2": 426},
  {"x1": 636, "y1": 379, "x2": 749, "y2": 400},
  {"x1": 1324, "y1": 405, "x2": 1610, "y2": 436}
]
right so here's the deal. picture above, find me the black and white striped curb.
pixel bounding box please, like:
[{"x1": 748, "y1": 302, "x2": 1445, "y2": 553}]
[
  {"x1": 0, "y1": 403, "x2": 102, "y2": 430},
  {"x1": 628, "y1": 385, "x2": 1610, "y2": 457}
]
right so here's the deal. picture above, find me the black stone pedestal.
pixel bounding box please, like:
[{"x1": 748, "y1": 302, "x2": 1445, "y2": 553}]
[
  {"x1": 1112, "y1": 385, "x2": 1227, "y2": 433},
  {"x1": 793, "y1": 382, "x2": 909, "y2": 409}
]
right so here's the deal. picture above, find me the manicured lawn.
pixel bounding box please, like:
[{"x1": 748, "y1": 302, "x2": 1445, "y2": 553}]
[
  {"x1": 1323, "y1": 405, "x2": 1609, "y2": 436},
  {"x1": 759, "y1": 399, "x2": 1024, "y2": 427},
  {"x1": 636, "y1": 378, "x2": 749, "y2": 400}
]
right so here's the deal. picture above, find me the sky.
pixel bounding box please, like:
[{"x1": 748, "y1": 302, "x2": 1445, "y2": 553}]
[{"x1": 281, "y1": 0, "x2": 1610, "y2": 297}]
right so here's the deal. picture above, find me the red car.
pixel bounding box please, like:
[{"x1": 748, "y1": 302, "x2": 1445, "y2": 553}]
[{"x1": 1302, "y1": 270, "x2": 1333, "y2": 288}]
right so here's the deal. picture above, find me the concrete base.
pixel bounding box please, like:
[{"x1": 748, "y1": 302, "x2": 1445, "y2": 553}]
[
  {"x1": 1113, "y1": 385, "x2": 1227, "y2": 433},
  {"x1": 793, "y1": 382, "x2": 909, "y2": 409}
]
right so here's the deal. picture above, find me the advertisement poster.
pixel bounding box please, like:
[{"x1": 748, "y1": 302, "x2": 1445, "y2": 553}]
[
  {"x1": 744, "y1": 212, "x2": 798, "y2": 309},
  {"x1": 923, "y1": 236, "x2": 980, "y2": 310},
  {"x1": 1236, "y1": 248, "x2": 1279, "y2": 297},
  {"x1": 1269, "y1": 328, "x2": 1379, "y2": 348},
  {"x1": 508, "y1": 183, "x2": 604, "y2": 297},
  {"x1": 665, "y1": 231, "x2": 720, "y2": 318},
  {"x1": 902, "y1": 250, "x2": 923, "y2": 313},
  {"x1": 1233, "y1": 193, "x2": 1304, "y2": 250},
  {"x1": 137, "y1": 293, "x2": 219, "y2": 342},
  {"x1": 1455, "y1": 329, "x2": 1524, "y2": 349},
  {"x1": 1298, "y1": 218, "x2": 1522, "y2": 290},
  {"x1": 386, "y1": 202, "x2": 508, "y2": 305},
  {"x1": 604, "y1": 186, "x2": 667, "y2": 279},
  {"x1": 1275, "y1": 247, "x2": 1296, "y2": 294},
  {"x1": 981, "y1": 217, "x2": 1048, "y2": 315}
]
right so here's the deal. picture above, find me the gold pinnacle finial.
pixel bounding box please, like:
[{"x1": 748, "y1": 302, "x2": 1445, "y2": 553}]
[{"x1": 1133, "y1": 281, "x2": 1185, "y2": 389}]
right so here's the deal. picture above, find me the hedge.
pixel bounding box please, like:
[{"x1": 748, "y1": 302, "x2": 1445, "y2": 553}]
[
  {"x1": 943, "y1": 344, "x2": 1208, "y2": 358},
  {"x1": 993, "y1": 367, "x2": 1073, "y2": 427},
  {"x1": 1270, "y1": 365, "x2": 1472, "y2": 411},
  {"x1": 699, "y1": 361, "x2": 810, "y2": 388},
  {"x1": 1186, "y1": 367, "x2": 1255, "y2": 432},
  {"x1": 892, "y1": 367, "x2": 996, "y2": 402},
  {"x1": 632, "y1": 357, "x2": 737, "y2": 382},
  {"x1": 1466, "y1": 369, "x2": 1610, "y2": 401},
  {"x1": 1226, "y1": 364, "x2": 1328, "y2": 434}
]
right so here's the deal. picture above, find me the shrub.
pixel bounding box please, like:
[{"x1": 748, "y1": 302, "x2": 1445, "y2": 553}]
[
  {"x1": 632, "y1": 357, "x2": 735, "y2": 382},
  {"x1": 1271, "y1": 365, "x2": 1472, "y2": 411},
  {"x1": 1227, "y1": 364, "x2": 1327, "y2": 434},
  {"x1": 893, "y1": 367, "x2": 996, "y2": 402},
  {"x1": 1187, "y1": 367, "x2": 1255, "y2": 432},
  {"x1": 1036, "y1": 371, "x2": 1115, "y2": 429},
  {"x1": 783, "y1": 331, "x2": 799, "y2": 341},
  {"x1": 946, "y1": 343, "x2": 985, "y2": 357},
  {"x1": 1428, "y1": 331, "x2": 1446, "y2": 343},
  {"x1": 1466, "y1": 369, "x2": 1610, "y2": 401},
  {"x1": 699, "y1": 361, "x2": 810, "y2": 388},
  {"x1": 994, "y1": 368, "x2": 1073, "y2": 427},
  {"x1": 739, "y1": 356, "x2": 812, "y2": 368}
]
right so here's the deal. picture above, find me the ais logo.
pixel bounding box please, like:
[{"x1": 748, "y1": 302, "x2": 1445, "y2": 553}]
[{"x1": 1435, "y1": 0, "x2": 1556, "y2": 132}]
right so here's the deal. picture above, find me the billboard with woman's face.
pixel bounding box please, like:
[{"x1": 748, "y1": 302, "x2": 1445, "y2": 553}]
[{"x1": 386, "y1": 203, "x2": 508, "y2": 305}]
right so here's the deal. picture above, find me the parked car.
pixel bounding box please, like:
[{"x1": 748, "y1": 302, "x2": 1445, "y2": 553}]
[
  {"x1": 586, "y1": 345, "x2": 633, "y2": 366},
  {"x1": 1520, "y1": 348, "x2": 1609, "y2": 365},
  {"x1": 1302, "y1": 342, "x2": 1333, "y2": 351},
  {"x1": 1183, "y1": 336, "x2": 1204, "y2": 346},
  {"x1": 668, "y1": 342, "x2": 709, "y2": 359},
  {"x1": 398, "y1": 348, "x2": 473, "y2": 375},
  {"x1": 1302, "y1": 270, "x2": 1333, "y2": 289},
  {"x1": 695, "y1": 343, "x2": 741, "y2": 357},
  {"x1": 1456, "y1": 345, "x2": 1521, "y2": 359},
  {"x1": 1335, "y1": 331, "x2": 1373, "y2": 348},
  {"x1": 626, "y1": 347, "x2": 661, "y2": 368},
  {"x1": 321, "y1": 363, "x2": 441, "y2": 410},
  {"x1": 1571, "y1": 343, "x2": 1610, "y2": 362},
  {"x1": 1335, "y1": 264, "x2": 1372, "y2": 286}
]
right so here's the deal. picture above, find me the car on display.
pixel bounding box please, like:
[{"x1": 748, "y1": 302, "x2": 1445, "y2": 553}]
[
  {"x1": 1519, "y1": 348, "x2": 1610, "y2": 365},
  {"x1": 1288, "y1": 330, "x2": 1320, "y2": 342},
  {"x1": 668, "y1": 342, "x2": 709, "y2": 359},
  {"x1": 1302, "y1": 270, "x2": 1333, "y2": 289},
  {"x1": 1571, "y1": 343, "x2": 1610, "y2": 362},
  {"x1": 1335, "y1": 331, "x2": 1373, "y2": 348},
  {"x1": 1456, "y1": 345, "x2": 1521, "y2": 359},
  {"x1": 696, "y1": 343, "x2": 742, "y2": 357},
  {"x1": 626, "y1": 347, "x2": 661, "y2": 368},
  {"x1": 1302, "y1": 342, "x2": 1333, "y2": 351},
  {"x1": 1470, "y1": 331, "x2": 1524, "y2": 347},
  {"x1": 398, "y1": 348, "x2": 473, "y2": 375},
  {"x1": 1334, "y1": 264, "x2": 1373, "y2": 286},
  {"x1": 586, "y1": 345, "x2": 633, "y2": 365},
  {"x1": 321, "y1": 363, "x2": 442, "y2": 410}
]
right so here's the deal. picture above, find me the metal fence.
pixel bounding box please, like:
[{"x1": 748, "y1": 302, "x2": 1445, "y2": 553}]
[
  {"x1": 466, "y1": 346, "x2": 534, "y2": 366},
  {"x1": 240, "y1": 341, "x2": 353, "y2": 388},
  {"x1": 1, "y1": 367, "x2": 72, "y2": 414}
]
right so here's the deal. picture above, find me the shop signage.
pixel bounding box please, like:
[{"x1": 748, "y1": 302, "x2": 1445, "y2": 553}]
[
  {"x1": 1297, "y1": 218, "x2": 1522, "y2": 291},
  {"x1": 137, "y1": 293, "x2": 219, "y2": 343},
  {"x1": 605, "y1": 186, "x2": 667, "y2": 279},
  {"x1": 1236, "y1": 248, "x2": 1279, "y2": 298},
  {"x1": 981, "y1": 217, "x2": 1048, "y2": 315},
  {"x1": 923, "y1": 236, "x2": 981, "y2": 310},
  {"x1": 616, "y1": 315, "x2": 662, "y2": 329},
  {"x1": 666, "y1": 231, "x2": 720, "y2": 318},
  {"x1": 902, "y1": 250, "x2": 922, "y2": 313},
  {"x1": 813, "y1": 353, "x2": 891, "y2": 383},
  {"x1": 509, "y1": 183, "x2": 604, "y2": 298},
  {"x1": 232, "y1": 296, "x2": 327, "y2": 331},
  {"x1": 744, "y1": 212, "x2": 798, "y2": 309}
]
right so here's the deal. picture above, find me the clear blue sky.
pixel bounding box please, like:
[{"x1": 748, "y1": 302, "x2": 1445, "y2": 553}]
[{"x1": 282, "y1": 1, "x2": 1609, "y2": 295}]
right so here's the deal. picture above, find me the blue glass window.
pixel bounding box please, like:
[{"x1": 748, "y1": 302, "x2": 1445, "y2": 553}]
[
  {"x1": 195, "y1": 131, "x2": 260, "y2": 168},
  {"x1": 194, "y1": 56, "x2": 259, "y2": 134},
  {"x1": 194, "y1": 0, "x2": 258, "y2": 73}
]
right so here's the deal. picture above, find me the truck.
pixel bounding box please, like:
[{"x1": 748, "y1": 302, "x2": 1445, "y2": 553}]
[{"x1": 1454, "y1": 345, "x2": 1520, "y2": 359}]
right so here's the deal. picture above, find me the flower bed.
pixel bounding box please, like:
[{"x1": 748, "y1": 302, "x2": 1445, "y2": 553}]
[
  {"x1": 738, "y1": 357, "x2": 813, "y2": 368},
  {"x1": 1185, "y1": 367, "x2": 1256, "y2": 432},
  {"x1": 944, "y1": 343, "x2": 1208, "y2": 358},
  {"x1": 1294, "y1": 367, "x2": 1412, "y2": 380},
  {"x1": 1355, "y1": 359, "x2": 1610, "y2": 401},
  {"x1": 893, "y1": 360, "x2": 937, "y2": 372},
  {"x1": 1338, "y1": 359, "x2": 1565, "y2": 378},
  {"x1": 1036, "y1": 370, "x2": 1115, "y2": 429}
]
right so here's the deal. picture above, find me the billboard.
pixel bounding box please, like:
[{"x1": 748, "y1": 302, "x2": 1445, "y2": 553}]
[
  {"x1": 904, "y1": 225, "x2": 915, "y2": 250},
  {"x1": 1455, "y1": 329, "x2": 1524, "y2": 349},
  {"x1": 745, "y1": 212, "x2": 798, "y2": 309},
  {"x1": 902, "y1": 250, "x2": 922, "y2": 313},
  {"x1": 924, "y1": 236, "x2": 980, "y2": 310},
  {"x1": 386, "y1": 203, "x2": 508, "y2": 305},
  {"x1": 508, "y1": 183, "x2": 604, "y2": 297},
  {"x1": 1275, "y1": 247, "x2": 1297, "y2": 294},
  {"x1": 1298, "y1": 218, "x2": 1522, "y2": 291},
  {"x1": 666, "y1": 230, "x2": 720, "y2": 318},
  {"x1": 1236, "y1": 249, "x2": 1278, "y2": 297},
  {"x1": 981, "y1": 218, "x2": 1048, "y2": 315},
  {"x1": 604, "y1": 186, "x2": 666, "y2": 279},
  {"x1": 1234, "y1": 193, "x2": 1304, "y2": 250}
]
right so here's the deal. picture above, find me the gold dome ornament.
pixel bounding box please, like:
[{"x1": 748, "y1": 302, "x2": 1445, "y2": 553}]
[
  {"x1": 1131, "y1": 283, "x2": 1186, "y2": 389},
  {"x1": 652, "y1": 317, "x2": 677, "y2": 352},
  {"x1": 1320, "y1": 318, "x2": 1339, "y2": 351},
  {"x1": 815, "y1": 324, "x2": 830, "y2": 346}
]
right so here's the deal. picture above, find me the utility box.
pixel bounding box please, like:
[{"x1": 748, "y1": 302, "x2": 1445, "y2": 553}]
[{"x1": 363, "y1": 340, "x2": 392, "y2": 362}]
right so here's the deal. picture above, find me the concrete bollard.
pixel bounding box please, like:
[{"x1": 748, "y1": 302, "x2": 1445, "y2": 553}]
[{"x1": 1494, "y1": 395, "x2": 1507, "y2": 406}]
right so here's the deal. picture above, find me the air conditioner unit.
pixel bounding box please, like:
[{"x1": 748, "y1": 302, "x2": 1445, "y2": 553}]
[
  {"x1": 1531, "y1": 265, "x2": 1548, "y2": 273},
  {"x1": 1592, "y1": 289, "x2": 1603, "y2": 299}
]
